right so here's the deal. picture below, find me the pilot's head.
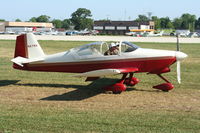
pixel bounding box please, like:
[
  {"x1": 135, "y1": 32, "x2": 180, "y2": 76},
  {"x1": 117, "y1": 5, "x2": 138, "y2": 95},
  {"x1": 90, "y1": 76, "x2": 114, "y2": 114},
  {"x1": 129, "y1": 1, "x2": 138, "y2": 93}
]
[{"x1": 109, "y1": 43, "x2": 118, "y2": 48}]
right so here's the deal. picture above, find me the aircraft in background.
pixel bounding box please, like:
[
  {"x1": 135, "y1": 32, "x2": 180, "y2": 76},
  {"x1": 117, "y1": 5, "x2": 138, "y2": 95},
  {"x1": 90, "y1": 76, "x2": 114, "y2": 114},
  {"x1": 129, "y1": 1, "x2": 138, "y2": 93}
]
[
  {"x1": 11, "y1": 33, "x2": 187, "y2": 94},
  {"x1": 66, "y1": 29, "x2": 99, "y2": 36},
  {"x1": 145, "y1": 31, "x2": 164, "y2": 37},
  {"x1": 125, "y1": 29, "x2": 156, "y2": 37}
]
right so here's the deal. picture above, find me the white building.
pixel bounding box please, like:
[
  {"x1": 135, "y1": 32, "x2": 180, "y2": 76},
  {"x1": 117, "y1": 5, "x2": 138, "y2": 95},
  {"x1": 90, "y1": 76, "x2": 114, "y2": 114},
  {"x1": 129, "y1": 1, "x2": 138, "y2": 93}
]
[{"x1": 0, "y1": 21, "x2": 54, "y2": 33}]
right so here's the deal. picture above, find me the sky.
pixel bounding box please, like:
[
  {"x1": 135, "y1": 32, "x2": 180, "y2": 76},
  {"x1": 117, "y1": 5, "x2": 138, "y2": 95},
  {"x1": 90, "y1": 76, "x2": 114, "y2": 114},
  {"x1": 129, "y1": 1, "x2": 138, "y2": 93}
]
[{"x1": 0, "y1": 0, "x2": 199, "y2": 21}]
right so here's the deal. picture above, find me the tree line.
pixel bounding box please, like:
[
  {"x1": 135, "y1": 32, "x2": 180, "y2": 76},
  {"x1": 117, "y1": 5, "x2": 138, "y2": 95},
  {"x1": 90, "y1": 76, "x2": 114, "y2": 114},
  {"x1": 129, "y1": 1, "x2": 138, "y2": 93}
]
[
  {"x1": 0, "y1": 8, "x2": 200, "y2": 31},
  {"x1": 135, "y1": 13, "x2": 200, "y2": 32}
]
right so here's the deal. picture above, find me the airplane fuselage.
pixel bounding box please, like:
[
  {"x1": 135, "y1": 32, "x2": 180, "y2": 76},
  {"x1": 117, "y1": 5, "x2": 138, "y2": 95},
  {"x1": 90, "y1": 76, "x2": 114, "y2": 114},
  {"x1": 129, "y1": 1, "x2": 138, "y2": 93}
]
[{"x1": 14, "y1": 48, "x2": 177, "y2": 74}]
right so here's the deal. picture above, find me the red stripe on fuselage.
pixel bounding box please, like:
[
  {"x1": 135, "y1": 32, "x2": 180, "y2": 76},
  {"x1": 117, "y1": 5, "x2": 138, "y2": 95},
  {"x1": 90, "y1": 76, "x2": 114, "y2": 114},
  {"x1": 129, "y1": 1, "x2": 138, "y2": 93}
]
[{"x1": 15, "y1": 57, "x2": 176, "y2": 73}]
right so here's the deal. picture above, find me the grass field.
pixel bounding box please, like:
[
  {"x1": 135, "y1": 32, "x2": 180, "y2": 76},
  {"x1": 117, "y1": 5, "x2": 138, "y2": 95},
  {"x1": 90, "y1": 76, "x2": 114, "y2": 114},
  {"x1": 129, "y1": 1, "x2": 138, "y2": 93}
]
[{"x1": 0, "y1": 40, "x2": 200, "y2": 133}]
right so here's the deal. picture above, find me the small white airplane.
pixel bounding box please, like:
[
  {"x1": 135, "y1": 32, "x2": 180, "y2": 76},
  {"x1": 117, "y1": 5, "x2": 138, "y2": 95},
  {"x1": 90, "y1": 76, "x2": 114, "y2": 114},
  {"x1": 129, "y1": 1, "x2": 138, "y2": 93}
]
[
  {"x1": 11, "y1": 33, "x2": 187, "y2": 93},
  {"x1": 146, "y1": 31, "x2": 164, "y2": 37}
]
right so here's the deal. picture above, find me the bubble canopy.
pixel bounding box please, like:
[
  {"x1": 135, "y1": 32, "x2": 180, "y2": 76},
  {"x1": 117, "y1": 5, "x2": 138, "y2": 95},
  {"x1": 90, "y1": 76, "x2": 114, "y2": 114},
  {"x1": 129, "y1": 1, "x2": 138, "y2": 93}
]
[{"x1": 73, "y1": 41, "x2": 140, "y2": 56}]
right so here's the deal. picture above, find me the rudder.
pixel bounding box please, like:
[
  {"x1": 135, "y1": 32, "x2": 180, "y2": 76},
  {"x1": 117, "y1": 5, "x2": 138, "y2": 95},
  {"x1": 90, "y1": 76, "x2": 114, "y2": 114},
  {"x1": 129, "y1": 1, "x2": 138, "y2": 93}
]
[
  {"x1": 14, "y1": 34, "x2": 28, "y2": 58},
  {"x1": 14, "y1": 33, "x2": 45, "y2": 59}
]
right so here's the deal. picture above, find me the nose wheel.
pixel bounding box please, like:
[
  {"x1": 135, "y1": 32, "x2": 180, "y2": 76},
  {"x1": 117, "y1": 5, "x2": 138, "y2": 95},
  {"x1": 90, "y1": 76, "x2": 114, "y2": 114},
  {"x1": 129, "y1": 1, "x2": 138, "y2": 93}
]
[{"x1": 153, "y1": 74, "x2": 174, "y2": 92}]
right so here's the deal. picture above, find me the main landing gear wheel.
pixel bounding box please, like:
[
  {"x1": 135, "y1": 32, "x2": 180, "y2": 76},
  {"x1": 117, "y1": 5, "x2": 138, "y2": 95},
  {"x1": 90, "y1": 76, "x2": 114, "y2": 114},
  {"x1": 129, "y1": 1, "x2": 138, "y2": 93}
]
[
  {"x1": 103, "y1": 73, "x2": 128, "y2": 94},
  {"x1": 124, "y1": 77, "x2": 139, "y2": 86},
  {"x1": 103, "y1": 73, "x2": 139, "y2": 94},
  {"x1": 103, "y1": 83, "x2": 126, "y2": 94},
  {"x1": 124, "y1": 73, "x2": 139, "y2": 86}
]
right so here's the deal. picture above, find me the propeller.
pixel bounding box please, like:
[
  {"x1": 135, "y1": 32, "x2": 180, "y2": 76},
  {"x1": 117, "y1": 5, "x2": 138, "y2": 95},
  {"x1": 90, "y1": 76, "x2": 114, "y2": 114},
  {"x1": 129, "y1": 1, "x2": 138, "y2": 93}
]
[
  {"x1": 176, "y1": 34, "x2": 181, "y2": 84},
  {"x1": 177, "y1": 61, "x2": 181, "y2": 84}
]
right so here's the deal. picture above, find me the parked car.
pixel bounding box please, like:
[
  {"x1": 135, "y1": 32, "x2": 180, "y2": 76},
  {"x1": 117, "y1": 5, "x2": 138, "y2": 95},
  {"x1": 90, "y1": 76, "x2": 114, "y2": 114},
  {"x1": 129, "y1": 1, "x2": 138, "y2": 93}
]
[
  {"x1": 65, "y1": 31, "x2": 79, "y2": 35},
  {"x1": 187, "y1": 32, "x2": 200, "y2": 38},
  {"x1": 33, "y1": 32, "x2": 46, "y2": 35},
  {"x1": 176, "y1": 30, "x2": 190, "y2": 37}
]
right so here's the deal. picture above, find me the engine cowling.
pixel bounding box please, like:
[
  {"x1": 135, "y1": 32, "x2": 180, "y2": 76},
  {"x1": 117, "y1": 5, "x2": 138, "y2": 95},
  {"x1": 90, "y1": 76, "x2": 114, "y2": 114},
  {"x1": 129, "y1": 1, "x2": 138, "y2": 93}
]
[{"x1": 149, "y1": 67, "x2": 170, "y2": 74}]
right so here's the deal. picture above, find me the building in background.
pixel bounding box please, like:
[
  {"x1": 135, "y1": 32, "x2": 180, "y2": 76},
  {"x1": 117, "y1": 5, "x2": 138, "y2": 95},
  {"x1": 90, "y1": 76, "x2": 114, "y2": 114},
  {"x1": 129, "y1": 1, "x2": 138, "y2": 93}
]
[
  {"x1": 93, "y1": 21, "x2": 155, "y2": 35},
  {"x1": 0, "y1": 21, "x2": 53, "y2": 33}
]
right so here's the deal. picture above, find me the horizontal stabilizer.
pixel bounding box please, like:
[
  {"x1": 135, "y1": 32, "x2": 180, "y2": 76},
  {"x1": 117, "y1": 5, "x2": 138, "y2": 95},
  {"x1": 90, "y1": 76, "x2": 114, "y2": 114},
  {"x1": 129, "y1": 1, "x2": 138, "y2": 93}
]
[
  {"x1": 11, "y1": 56, "x2": 44, "y2": 67},
  {"x1": 74, "y1": 68, "x2": 138, "y2": 77}
]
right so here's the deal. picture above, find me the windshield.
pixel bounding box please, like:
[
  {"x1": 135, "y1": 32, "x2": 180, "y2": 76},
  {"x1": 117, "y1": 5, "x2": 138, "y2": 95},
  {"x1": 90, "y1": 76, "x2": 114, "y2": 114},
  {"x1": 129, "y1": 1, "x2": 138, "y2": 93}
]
[{"x1": 121, "y1": 41, "x2": 140, "y2": 53}]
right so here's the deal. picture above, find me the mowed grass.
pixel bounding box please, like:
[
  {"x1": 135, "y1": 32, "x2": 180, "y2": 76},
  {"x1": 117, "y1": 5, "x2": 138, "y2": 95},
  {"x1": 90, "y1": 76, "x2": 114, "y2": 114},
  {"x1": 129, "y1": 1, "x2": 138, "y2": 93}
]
[{"x1": 0, "y1": 40, "x2": 200, "y2": 133}]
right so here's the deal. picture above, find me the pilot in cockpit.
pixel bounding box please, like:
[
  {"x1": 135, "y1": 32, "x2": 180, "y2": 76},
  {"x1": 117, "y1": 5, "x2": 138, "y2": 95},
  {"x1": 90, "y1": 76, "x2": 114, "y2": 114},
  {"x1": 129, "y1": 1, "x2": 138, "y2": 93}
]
[{"x1": 104, "y1": 43, "x2": 119, "y2": 55}]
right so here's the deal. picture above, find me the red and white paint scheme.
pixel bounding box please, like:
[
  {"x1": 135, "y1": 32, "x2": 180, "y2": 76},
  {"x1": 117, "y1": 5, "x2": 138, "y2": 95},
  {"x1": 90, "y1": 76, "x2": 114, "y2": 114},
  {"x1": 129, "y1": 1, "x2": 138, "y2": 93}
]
[{"x1": 11, "y1": 33, "x2": 187, "y2": 93}]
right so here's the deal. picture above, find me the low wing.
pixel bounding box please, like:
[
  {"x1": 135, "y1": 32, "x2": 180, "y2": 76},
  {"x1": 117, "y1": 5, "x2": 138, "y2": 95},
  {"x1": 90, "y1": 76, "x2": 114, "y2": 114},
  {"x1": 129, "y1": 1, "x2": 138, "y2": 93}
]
[
  {"x1": 11, "y1": 56, "x2": 44, "y2": 67},
  {"x1": 74, "y1": 68, "x2": 138, "y2": 78}
]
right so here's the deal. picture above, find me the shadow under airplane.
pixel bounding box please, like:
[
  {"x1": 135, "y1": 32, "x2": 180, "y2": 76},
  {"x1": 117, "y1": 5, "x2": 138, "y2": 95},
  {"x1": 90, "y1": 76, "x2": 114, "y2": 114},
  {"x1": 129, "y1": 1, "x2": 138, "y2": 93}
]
[
  {"x1": 0, "y1": 80, "x2": 20, "y2": 87},
  {"x1": 15, "y1": 78, "x2": 160, "y2": 101},
  {"x1": 15, "y1": 78, "x2": 118, "y2": 101}
]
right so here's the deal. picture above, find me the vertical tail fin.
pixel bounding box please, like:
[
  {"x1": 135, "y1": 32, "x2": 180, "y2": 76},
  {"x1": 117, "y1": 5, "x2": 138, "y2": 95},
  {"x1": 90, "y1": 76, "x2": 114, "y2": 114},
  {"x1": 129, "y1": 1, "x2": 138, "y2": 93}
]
[
  {"x1": 14, "y1": 33, "x2": 45, "y2": 59},
  {"x1": 14, "y1": 34, "x2": 28, "y2": 58}
]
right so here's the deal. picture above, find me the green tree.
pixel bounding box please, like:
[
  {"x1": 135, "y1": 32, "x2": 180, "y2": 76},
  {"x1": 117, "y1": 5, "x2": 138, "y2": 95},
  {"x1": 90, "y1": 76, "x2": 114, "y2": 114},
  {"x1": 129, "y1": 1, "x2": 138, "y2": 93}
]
[
  {"x1": 195, "y1": 17, "x2": 200, "y2": 29},
  {"x1": 160, "y1": 17, "x2": 173, "y2": 29},
  {"x1": 70, "y1": 8, "x2": 93, "y2": 30},
  {"x1": 173, "y1": 18, "x2": 182, "y2": 29},
  {"x1": 80, "y1": 18, "x2": 93, "y2": 30},
  {"x1": 151, "y1": 16, "x2": 161, "y2": 29},
  {"x1": 166, "y1": 21, "x2": 174, "y2": 29},
  {"x1": 15, "y1": 19, "x2": 21, "y2": 22},
  {"x1": 135, "y1": 15, "x2": 149, "y2": 22},
  {"x1": 0, "y1": 19, "x2": 5, "y2": 22},
  {"x1": 189, "y1": 15, "x2": 196, "y2": 32},
  {"x1": 62, "y1": 19, "x2": 71, "y2": 29},
  {"x1": 52, "y1": 19, "x2": 62, "y2": 28},
  {"x1": 29, "y1": 17, "x2": 37, "y2": 22},
  {"x1": 36, "y1": 15, "x2": 50, "y2": 22},
  {"x1": 180, "y1": 13, "x2": 196, "y2": 31}
]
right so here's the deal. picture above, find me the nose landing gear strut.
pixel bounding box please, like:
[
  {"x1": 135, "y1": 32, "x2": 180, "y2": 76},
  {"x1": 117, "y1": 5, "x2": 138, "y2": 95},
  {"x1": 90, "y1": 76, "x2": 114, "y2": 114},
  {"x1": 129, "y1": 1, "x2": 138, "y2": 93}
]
[{"x1": 153, "y1": 74, "x2": 174, "y2": 92}]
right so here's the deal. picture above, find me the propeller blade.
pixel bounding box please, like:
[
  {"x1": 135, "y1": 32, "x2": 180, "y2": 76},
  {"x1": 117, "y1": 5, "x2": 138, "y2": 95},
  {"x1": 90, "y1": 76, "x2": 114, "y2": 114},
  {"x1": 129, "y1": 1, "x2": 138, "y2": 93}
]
[
  {"x1": 176, "y1": 34, "x2": 181, "y2": 84},
  {"x1": 177, "y1": 61, "x2": 181, "y2": 84}
]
